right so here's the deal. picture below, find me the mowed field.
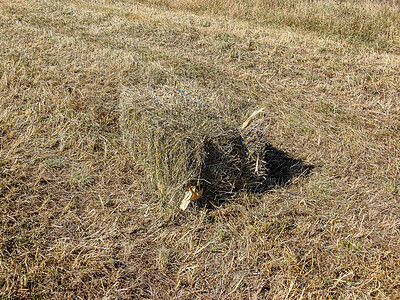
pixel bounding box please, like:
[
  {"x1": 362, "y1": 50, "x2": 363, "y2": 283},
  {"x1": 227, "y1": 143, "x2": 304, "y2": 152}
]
[{"x1": 1, "y1": 0, "x2": 400, "y2": 298}]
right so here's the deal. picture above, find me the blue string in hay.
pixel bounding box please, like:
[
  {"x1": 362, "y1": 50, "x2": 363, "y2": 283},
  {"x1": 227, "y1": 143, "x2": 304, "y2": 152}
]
[
  {"x1": 177, "y1": 89, "x2": 222, "y2": 120},
  {"x1": 149, "y1": 93, "x2": 184, "y2": 122}
]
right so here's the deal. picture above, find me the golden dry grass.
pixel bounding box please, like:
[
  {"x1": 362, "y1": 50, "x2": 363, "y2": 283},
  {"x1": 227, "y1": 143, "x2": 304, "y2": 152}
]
[{"x1": 1, "y1": 0, "x2": 400, "y2": 298}]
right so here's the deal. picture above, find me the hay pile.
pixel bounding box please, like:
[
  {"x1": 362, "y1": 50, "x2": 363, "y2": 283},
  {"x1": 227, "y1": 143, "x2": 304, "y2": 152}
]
[{"x1": 119, "y1": 87, "x2": 267, "y2": 209}]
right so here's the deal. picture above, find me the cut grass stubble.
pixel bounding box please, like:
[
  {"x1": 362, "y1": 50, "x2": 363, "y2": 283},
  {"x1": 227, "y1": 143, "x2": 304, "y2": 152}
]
[{"x1": 1, "y1": 0, "x2": 400, "y2": 298}]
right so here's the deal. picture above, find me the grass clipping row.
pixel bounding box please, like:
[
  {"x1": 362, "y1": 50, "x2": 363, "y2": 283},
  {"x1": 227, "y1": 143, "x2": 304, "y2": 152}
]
[{"x1": 119, "y1": 87, "x2": 266, "y2": 210}]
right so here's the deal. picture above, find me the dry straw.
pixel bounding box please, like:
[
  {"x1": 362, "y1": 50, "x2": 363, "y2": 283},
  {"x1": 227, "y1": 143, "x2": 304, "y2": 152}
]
[{"x1": 119, "y1": 87, "x2": 268, "y2": 209}]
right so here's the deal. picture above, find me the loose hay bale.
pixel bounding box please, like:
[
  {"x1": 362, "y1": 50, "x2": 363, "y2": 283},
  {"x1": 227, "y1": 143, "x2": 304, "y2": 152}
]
[{"x1": 119, "y1": 87, "x2": 254, "y2": 208}]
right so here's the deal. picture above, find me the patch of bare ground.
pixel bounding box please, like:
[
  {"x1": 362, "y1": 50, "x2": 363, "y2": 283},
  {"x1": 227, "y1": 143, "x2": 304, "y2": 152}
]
[{"x1": 0, "y1": 0, "x2": 399, "y2": 298}]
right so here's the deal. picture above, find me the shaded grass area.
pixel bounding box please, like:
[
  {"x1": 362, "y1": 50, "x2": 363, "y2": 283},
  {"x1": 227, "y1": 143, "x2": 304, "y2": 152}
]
[{"x1": 0, "y1": 0, "x2": 400, "y2": 298}]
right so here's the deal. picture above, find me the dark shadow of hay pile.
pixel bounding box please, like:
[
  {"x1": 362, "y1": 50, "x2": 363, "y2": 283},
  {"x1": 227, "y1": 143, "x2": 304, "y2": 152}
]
[{"x1": 119, "y1": 87, "x2": 312, "y2": 209}]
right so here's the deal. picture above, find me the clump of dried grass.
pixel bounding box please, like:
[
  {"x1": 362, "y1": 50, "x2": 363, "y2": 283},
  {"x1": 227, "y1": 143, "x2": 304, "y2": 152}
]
[{"x1": 119, "y1": 87, "x2": 267, "y2": 208}]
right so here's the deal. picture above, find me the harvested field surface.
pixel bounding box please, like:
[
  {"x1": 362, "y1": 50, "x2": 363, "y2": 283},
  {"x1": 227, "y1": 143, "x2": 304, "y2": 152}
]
[{"x1": 1, "y1": 0, "x2": 400, "y2": 298}]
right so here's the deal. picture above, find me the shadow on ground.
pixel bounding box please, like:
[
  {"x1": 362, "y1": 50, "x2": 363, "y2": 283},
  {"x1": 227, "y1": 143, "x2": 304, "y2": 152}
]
[
  {"x1": 251, "y1": 142, "x2": 314, "y2": 192},
  {"x1": 198, "y1": 142, "x2": 314, "y2": 208}
]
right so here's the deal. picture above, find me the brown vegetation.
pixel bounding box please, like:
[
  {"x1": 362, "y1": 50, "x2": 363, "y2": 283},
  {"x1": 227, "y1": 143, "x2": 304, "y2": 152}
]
[{"x1": 1, "y1": 0, "x2": 400, "y2": 298}]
